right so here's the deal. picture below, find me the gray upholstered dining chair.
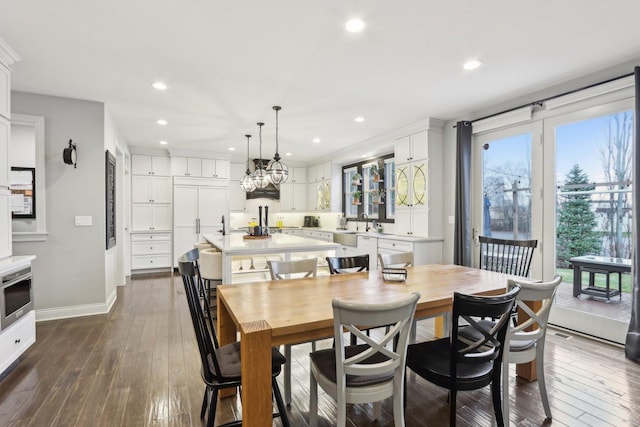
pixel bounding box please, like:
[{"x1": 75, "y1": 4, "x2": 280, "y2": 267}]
[{"x1": 309, "y1": 292, "x2": 420, "y2": 427}]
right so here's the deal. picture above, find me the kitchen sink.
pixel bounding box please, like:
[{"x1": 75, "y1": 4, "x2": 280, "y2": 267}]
[{"x1": 333, "y1": 232, "x2": 357, "y2": 247}]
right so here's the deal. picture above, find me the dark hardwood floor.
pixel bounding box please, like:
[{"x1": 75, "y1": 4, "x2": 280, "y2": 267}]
[{"x1": 1, "y1": 272, "x2": 640, "y2": 426}]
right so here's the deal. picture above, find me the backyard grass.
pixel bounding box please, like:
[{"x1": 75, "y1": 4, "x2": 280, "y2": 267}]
[{"x1": 556, "y1": 267, "x2": 632, "y2": 293}]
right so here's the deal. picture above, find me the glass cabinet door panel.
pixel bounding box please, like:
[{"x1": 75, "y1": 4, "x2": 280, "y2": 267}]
[
  {"x1": 412, "y1": 162, "x2": 426, "y2": 206},
  {"x1": 396, "y1": 164, "x2": 409, "y2": 207}
]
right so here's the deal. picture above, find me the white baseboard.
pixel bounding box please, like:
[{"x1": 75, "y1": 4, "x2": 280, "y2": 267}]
[{"x1": 35, "y1": 288, "x2": 118, "y2": 322}]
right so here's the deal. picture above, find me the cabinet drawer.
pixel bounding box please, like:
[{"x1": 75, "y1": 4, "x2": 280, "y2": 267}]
[
  {"x1": 131, "y1": 254, "x2": 172, "y2": 269},
  {"x1": 378, "y1": 239, "x2": 413, "y2": 252},
  {"x1": 132, "y1": 241, "x2": 171, "y2": 255},
  {"x1": 131, "y1": 233, "x2": 171, "y2": 242},
  {"x1": 0, "y1": 310, "x2": 36, "y2": 374}
]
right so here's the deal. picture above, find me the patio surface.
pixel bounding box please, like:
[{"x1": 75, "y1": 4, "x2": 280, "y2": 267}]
[{"x1": 554, "y1": 279, "x2": 632, "y2": 322}]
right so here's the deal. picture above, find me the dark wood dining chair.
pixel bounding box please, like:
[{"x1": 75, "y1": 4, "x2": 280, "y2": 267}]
[
  {"x1": 479, "y1": 236, "x2": 537, "y2": 277},
  {"x1": 405, "y1": 285, "x2": 521, "y2": 427},
  {"x1": 325, "y1": 254, "x2": 369, "y2": 274},
  {"x1": 179, "y1": 253, "x2": 290, "y2": 427}
]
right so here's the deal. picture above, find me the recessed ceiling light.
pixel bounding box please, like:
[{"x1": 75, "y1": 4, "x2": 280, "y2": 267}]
[
  {"x1": 354, "y1": 116, "x2": 365, "y2": 123},
  {"x1": 285, "y1": 152, "x2": 292, "y2": 156},
  {"x1": 152, "y1": 81, "x2": 168, "y2": 90},
  {"x1": 345, "y1": 18, "x2": 365, "y2": 33},
  {"x1": 159, "y1": 140, "x2": 168, "y2": 145},
  {"x1": 313, "y1": 138, "x2": 321, "y2": 143},
  {"x1": 156, "y1": 119, "x2": 168, "y2": 125},
  {"x1": 463, "y1": 59, "x2": 482, "y2": 70},
  {"x1": 228, "y1": 147, "x2": 235, "y2": 151}
]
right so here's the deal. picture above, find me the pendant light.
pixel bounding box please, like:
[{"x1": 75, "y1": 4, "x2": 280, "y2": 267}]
[
  {"x1": 240, "y1": 134, "x2": 256, "y2": 192},
  {"x1": 266, "y1": 105, "x2": 289, "y2": 185},
  {"x1": 251, "y1": 122, "x2": 271, "y2": 189}
]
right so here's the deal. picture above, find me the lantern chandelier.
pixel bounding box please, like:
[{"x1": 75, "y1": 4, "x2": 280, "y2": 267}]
[
  {"x1": 266, "y1": 106, "x2": 289, "y2": 185},
  {"x1": 240, "y1": 105, "x2": 290, "y2": 192},
  {"x1": 240, "y1": 134, "x2": 256, "y2": 192},
  {"x1": 251, "y1": 122, "x2": 270, "y2": 190}
]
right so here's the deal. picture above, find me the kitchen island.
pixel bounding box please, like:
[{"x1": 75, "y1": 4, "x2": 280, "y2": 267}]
[{"x1": 203, "y1": 233, "x2": 339, "y2": 283}]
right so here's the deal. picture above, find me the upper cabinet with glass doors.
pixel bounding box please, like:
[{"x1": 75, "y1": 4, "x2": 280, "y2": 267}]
[{"x1": 395, "y1": 131, "x2": 429, "y2": 235}]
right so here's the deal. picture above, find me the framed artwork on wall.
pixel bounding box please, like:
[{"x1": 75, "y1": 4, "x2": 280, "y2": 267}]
[
  {"x1": 10, "y1": 167, "x2": 36, "y2": 219},
  {"x1": 105, "y1": 150, "x2": 116, "y2": 249}
]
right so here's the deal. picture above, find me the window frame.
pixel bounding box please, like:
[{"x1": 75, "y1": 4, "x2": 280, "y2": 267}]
[{"x1": 342, "y1": 153, "x2": 394, "y2": 223}]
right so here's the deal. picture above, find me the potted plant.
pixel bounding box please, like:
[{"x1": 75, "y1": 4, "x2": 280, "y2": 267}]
[
  {"x1": 352, "y1": 190, "x2": 362, "y2": 205},
  {"x1": 351, "y1": 172, "x2": 362, "y2": 186},
  {"x1": 370, "y1": 164, "x2": 380, "y2": 182},
  {"x1": 371, "y1": 189, "x2": 381, "y2": 204}
]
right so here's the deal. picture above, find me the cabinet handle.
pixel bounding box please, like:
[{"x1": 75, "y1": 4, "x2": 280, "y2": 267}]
[
  {"x1": 150, "y1": 260, "x2": 153, "y2": 263},
  {"x1": 15, "y1": 339, "x2": 20, "y2": 344}
]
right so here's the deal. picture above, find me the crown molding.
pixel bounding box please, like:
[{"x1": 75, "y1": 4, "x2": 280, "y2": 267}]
[{"x1": 0, "y1": 37, "x2": 21, "y2": 66}]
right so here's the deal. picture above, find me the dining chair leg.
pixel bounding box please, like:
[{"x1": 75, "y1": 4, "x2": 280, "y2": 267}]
[
  {"x1": 272, "y1": 377, "x2": 291, "y2": 427},
  {"x1": 373, "y1": 401, "x2": 381, "y2": 420},
  {"x1": 536, "y1": 344, "x2": 552, "y2": 419},
  {"x1": 309, "y1": 367, "x2": 319, "y2": 427},
  {"x1": 200, "y1": 386, "x2": 208, "y2": 418},
  {"x1": 449, "y1": 388, "x2": 457, "y2": 427},
  {"x1": 393, "y1": 374, "x2": 405, "y2": 427},
  {"x1": 502, "y1": 360, "x2": 510, "y2": 426},
  {"x1": 207, "y1": 388, "x2": 218, "y2": 427},
  {"x1": 284, "y1": 344, "x2": 292, "y2": 405},
  {"x1": 491, "y1": 370, "x2": 505, "y2": 427}
]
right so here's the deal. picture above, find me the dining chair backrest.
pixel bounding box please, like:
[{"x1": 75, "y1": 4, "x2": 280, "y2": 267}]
[
  {"x1": 450, "y1": 286, "x2": 520, "y2": 370},
  {"x1": 268, "y1": 258, "x2": 317, "y2": 280},
  {"x1": 178, "y1": 254, "x2": 223, "y2": 382},
  {"x1": 326, "y1": 255, "x2": 369, "y2": 274},
  {"x1": 378, "y1": 251, "x2": 413, "y2": 269},
  {"x1": 479, "y1": 236, "x2": 538, "y2": 277}
]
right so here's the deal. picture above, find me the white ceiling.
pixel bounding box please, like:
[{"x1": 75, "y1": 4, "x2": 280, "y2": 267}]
[{"x1": 2, "y1": 1, "x2": 640, "y2": 164}]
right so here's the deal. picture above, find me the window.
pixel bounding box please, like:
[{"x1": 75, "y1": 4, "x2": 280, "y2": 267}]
[{"x1": 342, "y1": 154, "x2": 394, "y2": 222}]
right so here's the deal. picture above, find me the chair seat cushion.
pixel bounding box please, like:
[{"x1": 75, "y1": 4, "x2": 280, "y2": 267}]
[
  {"x1": 212, "y1": 342, "x2": 286, "y2": 379},
  {"x1": 406, "y1": 338, "x2": 494, "y2": 391},
  {"x1": 310, "y1": 344, "x2": 394, "y2": 387},
  {"x1": 458, "y1": 319, "x2": 535, "y2": 352}
]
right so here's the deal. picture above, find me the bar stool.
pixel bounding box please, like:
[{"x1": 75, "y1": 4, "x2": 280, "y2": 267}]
[
  {"x1": 194, "y1": 242, "x2": 214, "y2": 251},
  {"x1": 200, "y1": 248, "x2": 223, "y2": 317}
]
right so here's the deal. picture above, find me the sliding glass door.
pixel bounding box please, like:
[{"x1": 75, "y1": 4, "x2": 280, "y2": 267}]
[{"x1": 543, "y1": 99, "x2": 634, "y2": 343}]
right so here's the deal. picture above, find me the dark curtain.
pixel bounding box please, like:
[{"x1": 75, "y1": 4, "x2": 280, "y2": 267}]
[
  {"x1": 453, "y1": 121, "x2": 473, "y2": 266},
  {"x1": 625, "y1": 67, "x2": 640, "y2": 361}
]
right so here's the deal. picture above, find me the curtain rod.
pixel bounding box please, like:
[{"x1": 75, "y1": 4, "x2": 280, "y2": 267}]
[{"x1": 453, "y1": 71, "x2": 635, "y2": 128}]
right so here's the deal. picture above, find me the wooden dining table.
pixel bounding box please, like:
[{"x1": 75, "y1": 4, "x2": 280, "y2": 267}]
[{"x1": 216, "y1": 264, "x2": 514, "y2": 426}]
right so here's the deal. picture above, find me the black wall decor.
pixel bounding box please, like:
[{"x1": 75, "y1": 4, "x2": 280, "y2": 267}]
[{"x1": 105, "y1": 150, "x2": 116, "y2": 249}]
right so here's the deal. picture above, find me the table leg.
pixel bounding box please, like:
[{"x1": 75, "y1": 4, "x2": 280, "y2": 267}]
[
  {"x1": 573, "y1": 265, "x2": 581, "y2": 297},
  {"x1": 240, "y1": 320, "x2": 273, "y2": 426},
  {"x1": 217, "y1": 295, "x2": 238, "y2": 398}
]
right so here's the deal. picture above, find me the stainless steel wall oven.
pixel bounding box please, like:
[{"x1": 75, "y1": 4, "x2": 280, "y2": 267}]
[{"x1": 0, "y1": 266, "x2": 34, "y2": 330}]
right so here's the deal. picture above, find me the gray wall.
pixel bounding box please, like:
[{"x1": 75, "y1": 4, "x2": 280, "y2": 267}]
[{"x1": 11, "y1": 92, "x2": 108, "y2": 311}]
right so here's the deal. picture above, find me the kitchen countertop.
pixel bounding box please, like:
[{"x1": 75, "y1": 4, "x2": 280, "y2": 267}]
[
  {"x1": 281, "y1": 227, "x2": 444, "y2": 242},
  {"x1": 203, "y1": 233, "x2": 339, "y2": 255},
  {"x1": 0, "y1": 255, "x2": 37, "y2": 275}
]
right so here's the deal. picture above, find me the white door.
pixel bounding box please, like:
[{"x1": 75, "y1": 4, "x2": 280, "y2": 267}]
[
  {"x1": 472, "y1": 122, "x2": 543, "y2": 278},
  {"x1": 543, "y1": 99, "x2": 634, "y2": 343}
]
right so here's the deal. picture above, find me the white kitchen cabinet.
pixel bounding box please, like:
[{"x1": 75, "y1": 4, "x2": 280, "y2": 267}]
[
  {"x1": 172, "y1": 156, "x2": 202, "y2": 177},
  {"x1": 307, "y1": 161, "x2": 332, "y2": 183},
  {"x1": 356, "y1": 235, "x2": 378, "y2": 270},
  {"x1": 202, "y1": 158, "x2": 230, "y2": 179},
  {"x1": 280, "y1": 182, "x2": 306, "y2": 211},
  {"x1": 131, "y1": 204, "x2": 172, "y2": 231},
  {"x1": 131, "y1": 175, "x2": 172, "y2": 204},
  {"x1": 131, "y1": 155, "x2": 171, "y2": 176},
  {"x1": 0, "y1": 188, "x2": 10, "y2": 259},
  {"x1": 229, "y1": 163, "x2": 247, "y2": 211},
  {"x1": 131, "y1": 232, "x2": 172, "y2": 270},
  {"x1": 0, "y1": 116, "x2": 8, "y2": 188},
  {"x1": 302, "y1": 230, "x2": 333, "y2": 242},
  {"x1": 0, "y1": 310, "x2": 35, "y2": 375},
  {"x1": 395, "y1": 130, "x2": 428, "y2": 162},
  {"x1": 307, "y1": 180, "x2": 331, "y2": 211},
  {"x1": 377, "y1": 237, "x2": 442, "y2": 268},
  {"x1": 173, "y1": 182, "x2": 227, "y2": 266},
  {"x1": 288, "y1": 167, "x2": 306, "y2": 183},
  {"x1": 395, "y1": 158, "x2": 428, "y2": 236}
]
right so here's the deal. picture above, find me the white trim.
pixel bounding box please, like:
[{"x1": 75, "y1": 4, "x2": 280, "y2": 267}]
[
  {"x1": 11, "y1": 114, "x2": 47, "y2": 239},
  {"x1": 472, "y1": 106, "x2": 533, "y2": 134},
  {"x1": 549, "y1": 306, "x2": 626, "y2": 345},
  {"x1": 544, "y1": 76, "x2": 634, "y2": 110},
  {"x1": 35, "y1": 289, "x2": 117, "y2": 322},
  {"x1": 0, "y1": 37, "x2": 21, "y2": 66},
  {"x1": 12, "y1": 232, "x2": 49, "y2": 242}
]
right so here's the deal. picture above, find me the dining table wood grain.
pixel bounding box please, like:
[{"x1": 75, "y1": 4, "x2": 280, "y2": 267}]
[{"x1": 216, "y1": 263, "x2": 515, "y2": 426}]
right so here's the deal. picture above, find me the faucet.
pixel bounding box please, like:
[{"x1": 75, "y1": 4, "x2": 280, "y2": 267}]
[{"x1": 360, "y1": 213, "x2": 369, "y2": 232}]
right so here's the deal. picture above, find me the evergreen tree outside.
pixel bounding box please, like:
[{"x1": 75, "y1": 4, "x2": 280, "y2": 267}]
[{"x1": 556, "y1": 164, "x2": 600, "y2": 267}]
